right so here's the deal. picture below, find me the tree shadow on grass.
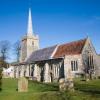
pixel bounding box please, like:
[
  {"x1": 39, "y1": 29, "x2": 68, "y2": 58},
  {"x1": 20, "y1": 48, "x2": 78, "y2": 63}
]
[
  {"x1": 79, "y1": 89, "x2": 100, "y2": 94},
  {"x1": 75, "y1": 86, "x2": 100, "y2": 96}
]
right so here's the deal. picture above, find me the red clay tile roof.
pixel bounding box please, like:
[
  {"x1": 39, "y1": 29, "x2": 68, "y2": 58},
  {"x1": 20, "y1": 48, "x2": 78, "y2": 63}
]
[{"x1": 53, "y1": 38, "x2": 87, "y2": 58}]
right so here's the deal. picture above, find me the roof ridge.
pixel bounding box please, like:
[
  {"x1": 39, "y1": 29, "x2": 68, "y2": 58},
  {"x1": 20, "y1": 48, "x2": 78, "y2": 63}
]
[
  {"x1": 59, "y1": 38, "x2": 87, "y2": 46},
  {"x1": 35, "y1": 44, "x2": 57, "y2": 52}
]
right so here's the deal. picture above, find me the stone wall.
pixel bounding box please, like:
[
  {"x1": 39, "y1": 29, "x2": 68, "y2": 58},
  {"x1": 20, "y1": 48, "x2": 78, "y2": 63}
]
[
  {"x1": 34, "y1": 59, "x2": 64, "y2": 83},
  {"x1": 95, "y1": 55, "x2": 100, "y2": 77},
  {"x1": 14, "y1": 59, "x2": 64, "y2": 83},
  {"x1": 81, "y1": 38, "x2": 98, "y2": 77},
  {"x1": 64, "y1": 54, "x2": 83, "y2": 81}
]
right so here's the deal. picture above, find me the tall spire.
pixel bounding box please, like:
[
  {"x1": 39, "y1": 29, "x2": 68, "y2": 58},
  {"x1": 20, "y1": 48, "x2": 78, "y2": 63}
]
[{"x1": 27, "y1": 8, "x2": 33, "y2": 36}]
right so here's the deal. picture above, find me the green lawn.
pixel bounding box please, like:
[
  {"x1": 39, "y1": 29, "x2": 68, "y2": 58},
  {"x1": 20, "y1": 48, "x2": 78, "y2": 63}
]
[{"x1": 0, "y1": 78, "x2": 100, "y2": 100}]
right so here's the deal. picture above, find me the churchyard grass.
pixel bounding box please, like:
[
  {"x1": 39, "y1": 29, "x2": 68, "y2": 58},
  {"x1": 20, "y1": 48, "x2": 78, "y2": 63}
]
[{"x1": 0, "y1": 78, "x2": 100, "y2": 100}]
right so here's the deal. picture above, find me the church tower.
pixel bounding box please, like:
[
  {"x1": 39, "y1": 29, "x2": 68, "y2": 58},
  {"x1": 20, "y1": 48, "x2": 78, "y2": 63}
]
[{"x1": 20, "y1": 8, "x2": 39, "y2": 62}]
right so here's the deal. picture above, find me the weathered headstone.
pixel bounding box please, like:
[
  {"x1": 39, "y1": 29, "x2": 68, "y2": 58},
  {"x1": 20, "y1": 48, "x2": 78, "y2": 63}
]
[
  {"x1": 59, "y1": 78, "x2": 74, "y2": 92},
  {"x1": 18, "y1": 77, "x2": 28, "y2": 92},
  {"x1": 59, "y1": 78, "x2": 66, "y2": 91},
  {"x1": 67, "y1": 78, "x2": 74, "y2": 91},
  {"x1": 67, "y1": 69, "x2": 74, "y2": 91},
  {"x1": 59, "y1": 69, "x2": 74, "y2": 92}
]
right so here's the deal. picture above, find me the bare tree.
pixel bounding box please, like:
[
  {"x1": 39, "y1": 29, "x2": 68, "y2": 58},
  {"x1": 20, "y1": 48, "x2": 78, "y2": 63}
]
[
  {"x1": 0, "y1": 40, "x2": 10, "y2": 91},
  {"x1": 0, "y1": 40, "x2": 10, "y2": 61},
  {"x1": 0, "y1": 57, "x2": 8, "y2": 91},
  {"x1": 13, "y1": 40, "x2": 21, "y2": 62}
]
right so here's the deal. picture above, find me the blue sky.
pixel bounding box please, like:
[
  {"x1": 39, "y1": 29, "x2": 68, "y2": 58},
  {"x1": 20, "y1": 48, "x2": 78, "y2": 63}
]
[{"x1": 0, "y1": 0, "x2": 100, "y2": 61}]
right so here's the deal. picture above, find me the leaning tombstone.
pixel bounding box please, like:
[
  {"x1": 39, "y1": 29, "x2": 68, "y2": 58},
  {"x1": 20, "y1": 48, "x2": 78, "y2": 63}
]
[{"x1": 18, "y1": 77, "x2": 28, "y2": 92}]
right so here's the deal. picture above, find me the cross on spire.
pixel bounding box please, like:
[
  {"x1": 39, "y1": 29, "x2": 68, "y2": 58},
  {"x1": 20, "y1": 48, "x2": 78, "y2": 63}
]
[{"x1": 27, "y1": 8, "x2": 33, "y2": 36}]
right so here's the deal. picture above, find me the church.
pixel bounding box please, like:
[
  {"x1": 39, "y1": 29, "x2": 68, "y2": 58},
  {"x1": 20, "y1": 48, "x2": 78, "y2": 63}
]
[{"x1": 13, "y1": 8, "x2": 100, "y2": 82}]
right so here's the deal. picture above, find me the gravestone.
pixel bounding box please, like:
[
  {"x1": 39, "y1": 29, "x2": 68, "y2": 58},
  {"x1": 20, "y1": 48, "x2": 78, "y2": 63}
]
[
  {"x1": 18, "y1": 77, "x2": 28, "y2": 92},
  {"x1": 59, "y1": 69, "x2": 74, "y2": 92},
  {"x1": 59, "y1": 78, "x2": 66, "y2": 91},
  {"x1": 59, "y1": 78, "x2": 74, "y2": 92},
  {"x1": 67, "y1": 69, "x2": 74, "y2": 91}
]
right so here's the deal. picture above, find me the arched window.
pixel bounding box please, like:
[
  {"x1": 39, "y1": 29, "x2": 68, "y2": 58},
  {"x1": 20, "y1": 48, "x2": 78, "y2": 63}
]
[
  {"x1": 71, "y1": 60, "x2": 78, "y2": 71},
  {"x1": 88, "y1": 54, "x2": 94, "y2": 69}
]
